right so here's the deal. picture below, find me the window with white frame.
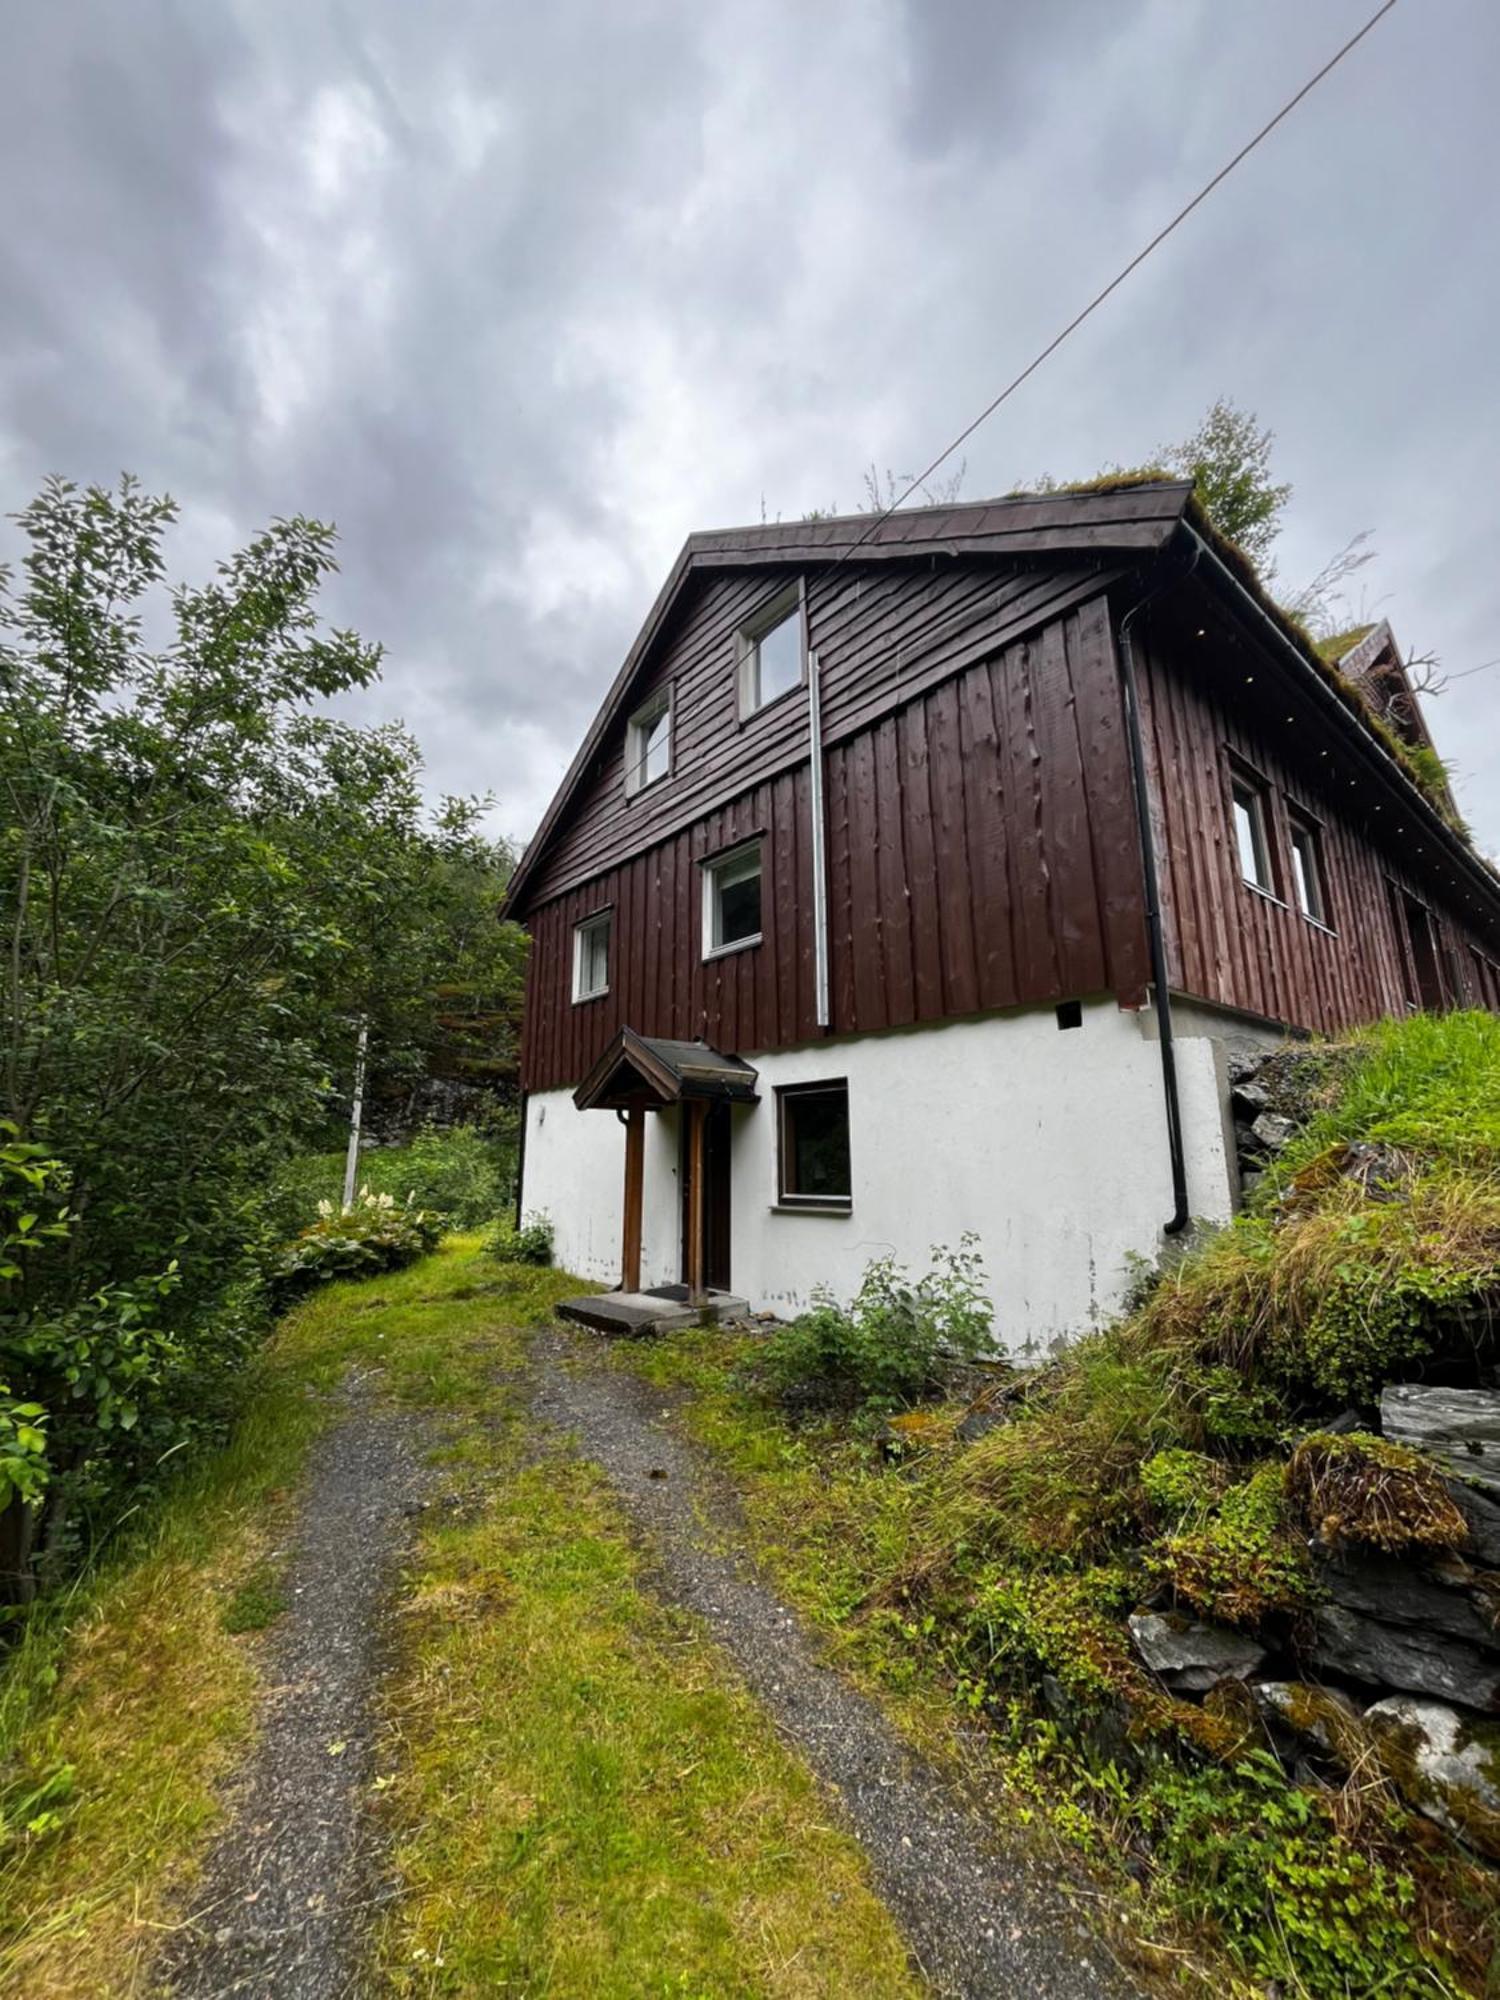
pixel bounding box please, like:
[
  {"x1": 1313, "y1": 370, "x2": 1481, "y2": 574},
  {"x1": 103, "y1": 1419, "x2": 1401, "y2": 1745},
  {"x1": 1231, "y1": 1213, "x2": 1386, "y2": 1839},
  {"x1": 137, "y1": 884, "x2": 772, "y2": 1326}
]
[
  {"x1": 625, "y1": 688, "x2": 671, "y2": 795},
  {"x1": 702, "y1": 841, "x2": 762, "y2": 957},
  {"x1": 776, "y1": 1079, "x2": 852, "y2": 1210},
  {"x1": 738, "y1": 588, "x2": 803, "y2": 716},
  {"x1": 1287, "y1": 809, "x2": 1328, "y2": 926},
  {"x1": 572, "y1": 909, "x2": 611, "y2": 1002},
  {"x1": 1230, "y1": 773, "x2": 1275, "y2": 894}
]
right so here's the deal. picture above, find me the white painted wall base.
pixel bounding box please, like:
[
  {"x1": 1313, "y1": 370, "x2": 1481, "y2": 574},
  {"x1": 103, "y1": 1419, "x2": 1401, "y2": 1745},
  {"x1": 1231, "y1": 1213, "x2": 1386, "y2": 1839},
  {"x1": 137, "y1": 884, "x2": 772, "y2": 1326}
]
[{"x1": 521, "y1": 999, "x2": 1240, "y2": 1357}]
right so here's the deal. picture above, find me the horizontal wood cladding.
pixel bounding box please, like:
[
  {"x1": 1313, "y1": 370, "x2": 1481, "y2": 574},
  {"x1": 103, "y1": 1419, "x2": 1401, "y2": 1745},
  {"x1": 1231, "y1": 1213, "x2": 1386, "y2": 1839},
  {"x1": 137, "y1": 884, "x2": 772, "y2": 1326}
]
[
  {"x1": 522, "y1": 555, "x2": 1125, "y2": 908},
  {"x1": 1134, "y1": 600, "x2": 1500, "y2": 1034},
  {"x1": 520, "y1": 594, "x2": 1149, "y2": 1092}
]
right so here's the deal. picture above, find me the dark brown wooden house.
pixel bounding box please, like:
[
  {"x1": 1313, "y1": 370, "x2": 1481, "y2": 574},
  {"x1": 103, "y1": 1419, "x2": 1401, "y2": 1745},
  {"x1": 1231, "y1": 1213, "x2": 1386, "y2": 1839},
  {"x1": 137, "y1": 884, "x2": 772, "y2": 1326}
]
[{"x1": 505, "y1": 481, "x2": 1500, "y2": 1350}]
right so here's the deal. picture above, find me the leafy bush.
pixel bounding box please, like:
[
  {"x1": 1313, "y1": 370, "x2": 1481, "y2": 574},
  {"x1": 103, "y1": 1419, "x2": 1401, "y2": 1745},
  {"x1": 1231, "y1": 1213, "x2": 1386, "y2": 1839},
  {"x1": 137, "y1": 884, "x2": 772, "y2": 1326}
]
[
  {"x1": 762, "y1": 1238, "x2": 993, "y2": 1412},
  {"x1": 272, "y1": 1124, "x2": 513, "y2": 1235},
  {"x1": 272, "y1": 1190, "x2": 441, "y2": 1306},
  {"x1": 484, "y1": 1212, "x2": 554, "y2": 1266}
]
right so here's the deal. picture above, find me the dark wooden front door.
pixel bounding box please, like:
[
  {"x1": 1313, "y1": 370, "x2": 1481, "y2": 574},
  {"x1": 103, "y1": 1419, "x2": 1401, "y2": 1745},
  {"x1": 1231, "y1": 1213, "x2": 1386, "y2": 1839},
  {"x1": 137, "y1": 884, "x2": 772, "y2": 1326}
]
[{"x1": 681, "y1": 1102, "x2": 732, "y2": 1292}]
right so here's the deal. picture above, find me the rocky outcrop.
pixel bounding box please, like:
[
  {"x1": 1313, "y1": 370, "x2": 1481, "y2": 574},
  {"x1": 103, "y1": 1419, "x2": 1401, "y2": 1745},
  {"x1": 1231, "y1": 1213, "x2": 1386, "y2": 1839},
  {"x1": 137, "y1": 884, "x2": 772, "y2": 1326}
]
[
  {"x1": 1382, "y1": 1384, "x2": 1500, "y2": 1497},
  {"x1": 1364, "y1": 1697, "x2": 1500, "y2": 1859},
  {"x1": 1127, "y1": 1612, "x2": 1265, "y2": 1694},
  {"x1": 1306, "y1": 1603, "x2": 1500, "y2": 1712}
]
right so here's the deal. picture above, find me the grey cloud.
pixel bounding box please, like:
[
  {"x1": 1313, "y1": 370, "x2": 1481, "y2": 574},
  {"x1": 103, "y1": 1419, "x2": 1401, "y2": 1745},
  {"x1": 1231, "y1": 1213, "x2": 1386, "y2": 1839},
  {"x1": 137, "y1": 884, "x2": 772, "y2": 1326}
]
[{"x1": 1, "y1": 0, "x2": 1497, "y2": 853}]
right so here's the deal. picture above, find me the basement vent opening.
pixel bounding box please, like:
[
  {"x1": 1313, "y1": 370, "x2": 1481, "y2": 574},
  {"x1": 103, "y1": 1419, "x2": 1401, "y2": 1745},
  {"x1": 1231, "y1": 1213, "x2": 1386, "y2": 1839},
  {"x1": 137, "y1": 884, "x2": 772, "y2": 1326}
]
[{"x1": 1055, "y1": 1001, "x2": 1083, "y2": 1031}]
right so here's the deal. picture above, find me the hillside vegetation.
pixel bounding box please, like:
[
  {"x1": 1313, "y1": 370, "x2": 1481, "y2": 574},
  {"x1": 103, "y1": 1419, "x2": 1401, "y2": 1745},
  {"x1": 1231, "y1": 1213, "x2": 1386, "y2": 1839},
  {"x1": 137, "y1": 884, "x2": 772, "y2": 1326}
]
[{"x1": 618, "y1": 1011, "x2": 1500, "y2": 1998}]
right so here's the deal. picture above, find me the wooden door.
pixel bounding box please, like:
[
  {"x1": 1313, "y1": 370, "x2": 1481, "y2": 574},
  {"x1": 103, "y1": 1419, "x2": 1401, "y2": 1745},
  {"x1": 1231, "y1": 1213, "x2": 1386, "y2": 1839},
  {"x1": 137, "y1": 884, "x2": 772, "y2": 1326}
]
[{"x1": 680, "y1": 1101, "x2": 732, "y2": 1293}]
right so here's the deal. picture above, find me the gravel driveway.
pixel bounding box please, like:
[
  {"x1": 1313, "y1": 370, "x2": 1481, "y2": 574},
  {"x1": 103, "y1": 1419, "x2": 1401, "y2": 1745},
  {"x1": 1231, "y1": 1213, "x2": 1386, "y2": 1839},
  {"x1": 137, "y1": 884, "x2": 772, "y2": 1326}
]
[{"x1": 532, "y1": 1326, "x2": 1143, "y2": 2000}]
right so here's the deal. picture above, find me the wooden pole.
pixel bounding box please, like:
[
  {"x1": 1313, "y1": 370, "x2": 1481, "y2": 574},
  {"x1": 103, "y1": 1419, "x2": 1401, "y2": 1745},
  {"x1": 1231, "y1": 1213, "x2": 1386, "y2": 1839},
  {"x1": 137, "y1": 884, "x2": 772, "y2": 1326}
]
[
  {"x1": 622, "y1": 1107, "x2": 645, "y2": 1293},
  {"x1": 686, "y1": 1099, "x2": 706, "y2": 1302}
]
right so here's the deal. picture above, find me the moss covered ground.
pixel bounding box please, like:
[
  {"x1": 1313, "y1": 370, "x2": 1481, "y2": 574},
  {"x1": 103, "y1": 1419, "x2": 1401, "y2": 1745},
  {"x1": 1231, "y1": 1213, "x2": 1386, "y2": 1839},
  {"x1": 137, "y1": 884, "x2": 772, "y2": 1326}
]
[{"x1": 0, "y1": 1241, "x2": 918, "y2": 1997}]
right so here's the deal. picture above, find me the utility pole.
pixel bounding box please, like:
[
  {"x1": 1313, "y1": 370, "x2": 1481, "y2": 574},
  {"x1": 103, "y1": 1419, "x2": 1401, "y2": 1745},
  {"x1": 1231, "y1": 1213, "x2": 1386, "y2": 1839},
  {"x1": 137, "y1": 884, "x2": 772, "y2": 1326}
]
[{"x1": 342, "y1": 1014, "x2": 369, "y2": 1211}]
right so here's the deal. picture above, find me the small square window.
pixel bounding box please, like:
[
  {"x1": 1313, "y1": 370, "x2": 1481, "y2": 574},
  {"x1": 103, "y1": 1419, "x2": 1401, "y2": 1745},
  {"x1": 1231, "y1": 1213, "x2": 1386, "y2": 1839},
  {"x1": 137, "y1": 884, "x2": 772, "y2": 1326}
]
[
  {"x1": 572, "y1": 910, "x2": 611, "y2": 1002},
  {"x1": 777, "y1": 1080, "x2": 851, "y2": 1209},
  {"x1": 739, "y1": 591, "x2": 803, "y2": 715},
  {"x1": 703, "y1": 842, "x2": 762, "y2": 957},
  {"x1": 1231, "y1": 776, "x2": 1274, "y2": 893},
  {"x1": 625, "y1": 690, "x2": 671, "y2": 795},
  {"x1": 1288, "y1": 811, "x2": 1328, "y2": 925}
]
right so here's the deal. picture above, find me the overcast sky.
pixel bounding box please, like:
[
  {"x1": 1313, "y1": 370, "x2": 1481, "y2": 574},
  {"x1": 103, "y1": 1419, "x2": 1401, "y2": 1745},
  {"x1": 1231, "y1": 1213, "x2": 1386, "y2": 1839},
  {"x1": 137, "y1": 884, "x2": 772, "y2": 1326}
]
[{"x1": 3, "y1": 0, "x2": 1498, "y2": 853}]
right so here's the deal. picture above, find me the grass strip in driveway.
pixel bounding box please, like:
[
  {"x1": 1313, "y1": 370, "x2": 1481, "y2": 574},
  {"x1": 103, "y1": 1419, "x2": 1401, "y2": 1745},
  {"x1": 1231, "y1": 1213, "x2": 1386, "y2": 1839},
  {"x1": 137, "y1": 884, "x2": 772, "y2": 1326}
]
[{"x1": 371, "y1": 1264, "x2": 921, "y2": 1995}]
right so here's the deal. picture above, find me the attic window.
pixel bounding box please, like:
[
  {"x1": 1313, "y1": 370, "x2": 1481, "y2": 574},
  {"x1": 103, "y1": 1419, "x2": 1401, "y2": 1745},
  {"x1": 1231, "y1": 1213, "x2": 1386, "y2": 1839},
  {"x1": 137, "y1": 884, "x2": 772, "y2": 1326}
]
[
  {"x1": 625, "y1": 689, "x2": 671, "y2": 796},
  {"x1": 738, "y1": 587, "x2": 804, "y2": 716},
  {"x1": 1231, "y1": 775, "x2": 1274, "y2": 894}
]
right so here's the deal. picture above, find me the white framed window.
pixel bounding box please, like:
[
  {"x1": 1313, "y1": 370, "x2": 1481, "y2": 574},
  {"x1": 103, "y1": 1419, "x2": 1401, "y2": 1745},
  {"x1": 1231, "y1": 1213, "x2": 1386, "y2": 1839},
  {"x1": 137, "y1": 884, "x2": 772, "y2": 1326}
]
[
  {"x1": 1231, "y1": 773, "x2": 1275, "y2": 894},
  {"x1": 738, "y1": 586, "x2": 804, "y2": 716},
  {"x1": 776, "y1": 1079, "x2": 852, "y2": 1211},
  {"x1": 1287, "y1": 809, "x2": 1329, "y2": 926},
  {"x1": 702, "y1": 841, "x2": 762, "y2": 958},
  {"x1": 625, "y1": 688, "x2": 671, "y2": 796},
  {"x1": 572, "y1": 909, "x2": 611, "y2": 1002}
]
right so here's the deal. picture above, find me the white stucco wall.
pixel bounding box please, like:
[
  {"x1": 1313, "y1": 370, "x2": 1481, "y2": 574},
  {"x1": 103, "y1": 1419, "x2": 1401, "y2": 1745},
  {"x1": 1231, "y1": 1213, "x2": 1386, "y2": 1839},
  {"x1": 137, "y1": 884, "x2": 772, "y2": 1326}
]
[{"x1": 522, "y1": 999, "x2": 1239, "y2": 1356}]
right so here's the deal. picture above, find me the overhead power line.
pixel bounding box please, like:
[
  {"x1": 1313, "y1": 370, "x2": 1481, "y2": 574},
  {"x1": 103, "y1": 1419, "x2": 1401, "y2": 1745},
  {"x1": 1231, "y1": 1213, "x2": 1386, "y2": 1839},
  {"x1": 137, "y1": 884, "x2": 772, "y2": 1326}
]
[{"x1": 838, "y1": 0, "x2": 1400, "y2": 568}]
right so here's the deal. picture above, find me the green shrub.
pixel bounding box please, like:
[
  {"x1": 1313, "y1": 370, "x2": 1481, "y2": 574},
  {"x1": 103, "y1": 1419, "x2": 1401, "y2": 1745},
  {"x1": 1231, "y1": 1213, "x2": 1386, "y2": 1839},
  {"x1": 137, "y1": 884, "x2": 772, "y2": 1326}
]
[
  {"x1": 271, "y1": 1189, "x2": 440, "y2": 1306},
  {"x1": 270, "y1": 1124, "x2": 513, "y2": 1235},
  {"x1": 762, "y1": 1238, "x2": 993, "y2": 1412},
  {"x1": 483, "y1": 1212, "x2": 554, "y2": 1266}
]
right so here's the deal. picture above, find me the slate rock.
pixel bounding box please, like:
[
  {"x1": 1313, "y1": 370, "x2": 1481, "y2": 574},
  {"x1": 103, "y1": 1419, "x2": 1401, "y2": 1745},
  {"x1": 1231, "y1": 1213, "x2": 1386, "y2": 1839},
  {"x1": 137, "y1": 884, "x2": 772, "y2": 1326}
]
[
  {"x1": 1230, "y1": 1080, "x2": 1271, "y2": 1118},
  {"x1": 1316, "y1": 1549, "x2": 1499, "y2": 1650},
  {"x1": 1448, "y1": 1478, "x2": 1500, "y2": 1567},
  {"x1": 1364, "y1": 1695, "x2": 1500, "y2": 1860},
  {"x1": 1128, "y1": 1611, "x2": 1266, "y2": 1693},
  {"x1": 1306, "y1": 1603, "x2": 1500, "y2": 1711},
  {"x1": 1251, "y1": 1111, "x2": 1299, "y2": 1152},
  {"x1": 1253, "y1": 1680, "x2": 1362, "y2": 1760},
  {"x1": 1381, "y1": 1384, "x2": 1500, "y2": 1497}
]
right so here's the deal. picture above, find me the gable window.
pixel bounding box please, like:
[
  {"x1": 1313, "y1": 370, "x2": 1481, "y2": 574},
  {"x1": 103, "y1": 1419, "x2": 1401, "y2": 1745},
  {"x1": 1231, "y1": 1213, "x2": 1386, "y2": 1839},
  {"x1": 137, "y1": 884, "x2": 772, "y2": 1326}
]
[
  {"x1": 1287, "y1": 809, "x2": 1328, "y2": 926},
  {"x1": 572, "y1": 909, "x2": 611, "y2": 1003},
  {"x1": 776, "y1": 1080, "x2": 852, "y2": 1210},
  {"x1": 1230, "y1": 773, "x2": 1275, "y2": 894},
  {"x1": 702, "y1": 841, "x2": 762, "y2": 957},
  {"x1": 738, "y1": 587, "x2": 804, "y2": 716},
  {"x1": 625, "y1": 689, "x2": 671, "y2": 796}
]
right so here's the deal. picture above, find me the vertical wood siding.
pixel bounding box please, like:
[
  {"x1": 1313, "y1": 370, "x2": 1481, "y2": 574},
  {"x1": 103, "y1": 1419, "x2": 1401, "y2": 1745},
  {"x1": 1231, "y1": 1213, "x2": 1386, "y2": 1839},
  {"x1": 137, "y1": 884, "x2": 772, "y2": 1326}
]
[
  {"x1": 1133, "y1": 601, "x2": 1500, "y2": 1035},
  {"x1": 521, "y1": 593, "x2": 1149, "y2": 1092}
]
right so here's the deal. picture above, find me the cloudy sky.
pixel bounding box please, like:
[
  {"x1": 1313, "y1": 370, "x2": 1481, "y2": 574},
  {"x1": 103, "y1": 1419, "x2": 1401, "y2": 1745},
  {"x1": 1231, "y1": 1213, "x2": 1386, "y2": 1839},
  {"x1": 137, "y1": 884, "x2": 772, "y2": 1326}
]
[{"x1": 3, "y1": 0, "x2": 1498, "y2": 852}]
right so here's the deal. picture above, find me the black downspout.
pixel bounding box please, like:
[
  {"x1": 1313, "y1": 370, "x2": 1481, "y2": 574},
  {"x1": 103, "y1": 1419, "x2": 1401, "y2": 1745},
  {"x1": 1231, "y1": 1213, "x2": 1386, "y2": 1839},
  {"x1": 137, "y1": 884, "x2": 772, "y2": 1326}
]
[
  {"x1": 1117, "y1": 548, "x2": 1199, "y2": 1237},
  {"x1": 512, "y1": 1088, "x2": 529, "y2": 1230}
]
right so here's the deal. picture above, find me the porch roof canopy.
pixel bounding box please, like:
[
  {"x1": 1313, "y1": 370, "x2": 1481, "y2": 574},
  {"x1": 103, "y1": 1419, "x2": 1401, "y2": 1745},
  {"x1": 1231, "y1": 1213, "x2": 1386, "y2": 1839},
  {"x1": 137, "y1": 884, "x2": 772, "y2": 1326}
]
[{"x1": 573, "y1": 1028, "x2": 759, "y2": 1112}]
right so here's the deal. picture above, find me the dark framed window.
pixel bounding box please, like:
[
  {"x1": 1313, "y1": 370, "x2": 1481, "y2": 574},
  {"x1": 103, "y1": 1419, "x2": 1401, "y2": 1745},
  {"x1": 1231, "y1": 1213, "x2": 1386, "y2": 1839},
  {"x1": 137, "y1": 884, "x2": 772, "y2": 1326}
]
[
  {"x1": 1230, "y1": 772, "x2": 1275, "y2": 894},
  {"x1": 572, "y1": 909, "x2": 611, "y2": 1002},
  {"x1": 738, "y1": 586, "x2": 804, "y2": 716},
  {"x1": 625, "y1": 688, "x2": 671, "y2": 795},
  {"x1": 776, "y1": 1080, "x2": 851, "y2": 1210},
  {"x1": 702, "y1": 840, "x2": 763, "y2": 957},
  {"x1": 1287, "y1": 809, "x2": 1329, "y2": 926}
]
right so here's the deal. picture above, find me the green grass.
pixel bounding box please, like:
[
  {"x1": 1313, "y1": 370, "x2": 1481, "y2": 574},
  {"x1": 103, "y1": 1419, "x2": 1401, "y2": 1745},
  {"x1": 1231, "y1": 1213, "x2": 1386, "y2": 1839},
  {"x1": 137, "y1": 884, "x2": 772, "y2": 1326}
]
[
  {"x1": 594, "y1": 1015, "x2": 1500, "y2": 1997},
  {"x1": 0, "y1": 1241, "x2": 918, "y2": 1998}
]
